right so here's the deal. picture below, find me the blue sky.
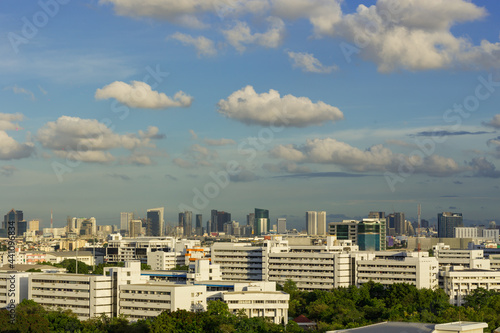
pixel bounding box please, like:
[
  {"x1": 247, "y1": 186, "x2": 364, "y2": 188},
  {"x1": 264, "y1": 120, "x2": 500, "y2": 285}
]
[{"x1": 1, "y1": 0, "x2": 500, "y2": 230}]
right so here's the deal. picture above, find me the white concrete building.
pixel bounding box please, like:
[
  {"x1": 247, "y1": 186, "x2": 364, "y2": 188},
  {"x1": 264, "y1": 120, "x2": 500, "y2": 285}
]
[
  {"x1": 147, "y1": 251, "x2": 185, "y2": 270},
  {"x1": 317, "y1": 211, "x2": 326, "y2": 236},
  {"x1": 306, "y1": 211, "x2": 318, "y2": 235},
  {"x1": 223, "y1": 289, "x2": 289, "y2": 324},
  {"x1": 28, "y1": 273, "x2": 113, "y2": 321},
  {"x1": 0, "y1": 272, "x2": 30, "y2": 308},
  {"x1": 357, "y1": 255, "x2": 439, "y2": 289},
  {"x1": 119, "y1": 283, "x2": 206, "y2": 320},
  {"x1": 440, "y1": 266, "x2": 500, "y2": 305},
  {"x1": 454, "y1": 227, "x2": 478, "y2": 239},
  {"x1": 211, "y1": 242, "x2": 266, "y2": 281},
  {"x1": 483, "y1": 229, "x2": 500, "y2": 242},
  {"x1": 433, "y1": 244, "x2": 489, "y2": 269}
]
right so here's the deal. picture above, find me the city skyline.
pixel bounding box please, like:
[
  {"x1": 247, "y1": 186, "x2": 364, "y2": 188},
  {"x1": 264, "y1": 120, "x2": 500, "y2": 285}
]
[{"x1": 1, "y1": 1, "x2": 500, "y2": 228}]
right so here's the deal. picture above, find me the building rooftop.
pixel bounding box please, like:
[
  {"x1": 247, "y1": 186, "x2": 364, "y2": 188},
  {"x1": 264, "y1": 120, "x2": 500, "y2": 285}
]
[{"x1": 328, "y1": 322, "x2": 435, "y2": 333}]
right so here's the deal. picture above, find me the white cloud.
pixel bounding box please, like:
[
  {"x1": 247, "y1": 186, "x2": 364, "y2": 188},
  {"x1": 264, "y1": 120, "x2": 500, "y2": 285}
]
[
  {"x1": 37, "y1": 116, "x2": 158, "y2": 164},
  {"x1": 321, "y1": 0, "x2": 500, "y2": 72},
  {"x1": 263, "y1": 161, "x2": 311, "y2": 173},
  {"x1": 270, "y1": 137, "x2": 463, "y2": 176},
  {"x1": 217, "y1": 85, "x2": 344, "y2": 127},
  {"x1": 38, "y1": 85, "x2": 48, "y2": 95},
  {"x1": 100, "y1": 0, "x2": 269, "y2": 28},
  {"x1": 484, "y1": 114, "x2": 500, "y2": 129},
  {"x1": 5, "y1": 85, "x2": 35, "y2": 101},
  {"x1": 204, "y1": 138, "x2": 236, "y2": 146},
  {"x1": 95, "y1": 81, "x2": 193, "y2": 109},
  {"x1": 223, "y1": 16, "x2": 285, "y2": 52},
  {"x1": 170, "y1": 32, "x2": 217, "y2": 57},
  {"x1": 0, "y1": 131, "x2": 34, "y2": 160},
  {"x1": 288, "y1": 51, "x2": 337, "y2": 73},
  {"x1": 0, "y1": 113, "x2": 24, "y2": 131}
]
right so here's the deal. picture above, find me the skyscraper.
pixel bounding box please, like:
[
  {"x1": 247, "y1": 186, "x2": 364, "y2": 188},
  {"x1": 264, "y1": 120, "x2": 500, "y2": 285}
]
[
  {"x1": 306, "y1": 211, "x2": 317, "y2": 235},
  {"x1": 217, "y1": 211, "x2": 231, "y2": 232},
  {"x1": 254, "y1": 208, "x2": 269, "y2": 235},
  {"x1": 184, "y1": 211, "x2": 193, "y2": 237},
  {"x1": 438, "y1": 212, "x2": 463, "y2": 238},
  {"x1": 146, "y1": 208, "x2": 164, "y2": 237},
  {"x1": 4, "y1": 209, "x2": 24, "y2": 236},
  {"x1": 195, "y1": 214, "x2": 203, "y2": 235},
  {"x1": 277, "y1": 218, "x2": 286, "y2": 234},
  {"x1": 387, "y1": 212, "x2": 406, "y2": 236},
  {"x1": 317, "y1": 211, "x2": 326, "y2": 235},
  {"x1": 211, "y1": 210, "x2": 218, "y2": 233},
  {"x1": 120, "y1": 212, "x2": 134, "y2": 233}
]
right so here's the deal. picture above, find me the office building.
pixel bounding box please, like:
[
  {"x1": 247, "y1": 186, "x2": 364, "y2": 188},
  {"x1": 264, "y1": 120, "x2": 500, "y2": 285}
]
[
  {"x1": 195, "y1": 214, "x2": 203, "y2": 235},
  {"x1": 317, "y1": 211, "x2": 326, "y2": 235},
  {"x1": 483, "y1": 229, "x2": 499, "y2": 242},
  {"x1": 254, "y1": 209, "x2": 269, "y2": 235},
  {"x1": 27, "y1": 220, "x2": 39, "y2": 233},
  {"x1": 147, "y1": 208, "x2": 164, "y2": 237},
  {"x1": 438, "y1": 212, "x2": 463, "y2": 238},
  {"x1": 454, "y1": 227, "x2": 478, "y2": 238},
  {"x1": 120, "y1": 212, "x2": 134, "y2": 234},
  {"x1": 387, "y1": 212, "x2": 405, "y2": 236},
  {"x1": 277, "y1": 218, "x2": 286, "y2": 234},
  {"x1": 4, "y1": 209, "x2": 24, "y2": 236},
  {"x1": 29, "y1": 273, "x2": 113, "y2": 321},
  {"x1": 129, "y1": 220, "x2": 142, "y2": 238},
  {"x1": 247, "y1": 213, "x2": 255, "y2": 226},
  {"x1": 329, "y1": 219, "x2": 386, "y2": 251},
  {"x1": 306, "y1": 211, "x2": 317, "y2": 235},
  {"x1": 179, "y1": 211, "x2": 192, "y2": 237}
]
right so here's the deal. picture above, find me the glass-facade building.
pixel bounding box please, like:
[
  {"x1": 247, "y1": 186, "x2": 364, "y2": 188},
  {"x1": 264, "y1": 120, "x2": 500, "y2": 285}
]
[{"x1": 254, "y1": 208, "x2": 269, "y2": 235}]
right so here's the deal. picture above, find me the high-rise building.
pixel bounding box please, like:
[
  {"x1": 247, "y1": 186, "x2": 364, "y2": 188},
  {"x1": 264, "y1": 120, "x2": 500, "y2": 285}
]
[
  {"x1": 146, "y1": 208, "x2": 164, "y2": 237},
  {"x1": 329, "y1": 218, "x2": 386, "y2": 251},
  {"x1": 28, "y1": 220, "x2": 40, "y2": 232},
  {"x1": 206, "y1": 220, "x2": 212, "y2": 235},
  {"x1": 184, "y1": 211, "x2": 193, "y2": 237},
  {"x1": 247, "y1": 213, "x2": 255, "y2": 226},
  {"x1": 438, "y1": 212, "x2": 463, "y2": 238},
  {"x1": 254, "y1": 209, "x2": 269, "y2": 235},
  {"x1": 387, "y1": 212, "x2": 406, "y2": 236},
  {"x1": 211, "y1": 210, "x2": 218, "y2": 233},
  {"x1": 129, "y1": 220, "x2": 142, "y2": 238},
  {"x1": 317, "y1": 211, "x2": 326, "y2": 235},
  {"x1": 4, "y1": 209, "x2": 24, "y2": 236},
  {"x1": 306, "y1": 211, "x2": 317, "y2": 235},
  {"x1": 120, "y1": 212, "x2": 134, "y2": 233},
  {"x1": 196, "y1": 214, "x2": 203, "y2": 235},
  {"x1": 217, "y1": 211, "x2": 231, "y2": 232},
  {"x1": 277, "y1": 218, "x2": 286, "y2": 234}
]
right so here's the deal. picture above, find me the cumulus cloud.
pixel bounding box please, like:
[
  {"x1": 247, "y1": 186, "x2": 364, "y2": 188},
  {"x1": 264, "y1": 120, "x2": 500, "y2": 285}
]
[
  {"x1": 170, "y1": 32, "x2": 217, "y2": 57},
  {"x1": 270, "y1": 137, "x2": 463, "y2": 176},
  {"x1": 223, "y1": 16, "x2": 285, "y2": 52},
  {"x1": 5, "y1": 85, "x2": 35, "y2": 101},
  {"x1": 469, "y1": 157, "x2": 500, "y2": 178},
  {"x1": 484, "y1": 114, "x2": 500, "y2": 129},
  {"x1": 95, "y1": 81, "x2": 193, "y2": 109},
  {"x1": 321, "y1": 0, "x2": 500, "y2": 72},
  {"x1": 37, "y1": 116, "x2": 157, "y2": 164},
  {"x1": 100, "y1": 0, "x2": 269, "y2": 28},
  {"x1": 204, "y1": 138, "x2": 236, "y2": 146},
  {"x1": 0, "y1": 113, "x2": 24, "y2": 131},
  {"x1": 217, "y1": 85, "x2": 343, "y2": 127},
  {"x1": 287, "y1": 51, "x2": 337, "y2": 73},
  {"x1": 0, "y1": 113, "x2": 34, "y2": 160},
  {"x1": 139, "y1": 126, "x2": 165, "y2": 140}
]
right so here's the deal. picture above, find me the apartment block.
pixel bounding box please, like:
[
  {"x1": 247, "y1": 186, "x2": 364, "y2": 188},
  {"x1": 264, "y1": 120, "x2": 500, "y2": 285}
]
[
  {"x1": 433, "y1": 244, "x2": 490, "y2": 269},
  {"x1": 0, "y1": 272, "x2": 30, "y2": 308},
  {"x1": 440, "y1": 266, "x2": 500, "y2": 305},
  {"x1": 28, "y1": 273, "x2": 113, "y2": 321},
  {"x1": 211, "y1": 243, "x2": 267, "y2": 281},
  {"x1": 223, "y1": 290, "x2": 289, "y2": 324},
  {"x1": 357, "y1": 255, "x2": 439, "y2": 289}
]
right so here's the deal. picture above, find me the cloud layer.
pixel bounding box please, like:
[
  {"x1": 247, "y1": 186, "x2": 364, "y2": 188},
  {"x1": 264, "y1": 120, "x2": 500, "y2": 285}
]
[
  {"x1": 95, "y1": 81, "x2": 193, "y2": 109},
  {"x1": 288, "y1": 51, "x2": 337, "y2": 73},
  {"x1": 217, "y1": 85, "x2": 344, "y2": 127}
]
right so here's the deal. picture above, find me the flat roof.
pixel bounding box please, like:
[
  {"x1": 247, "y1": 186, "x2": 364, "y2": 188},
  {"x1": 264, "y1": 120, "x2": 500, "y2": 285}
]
[
  {"x1": 434, "y1": 321, "x2": 488, "y2": 330},
  {"x1": 328, "y1": 322, "x2": 435, "y2": 333}
]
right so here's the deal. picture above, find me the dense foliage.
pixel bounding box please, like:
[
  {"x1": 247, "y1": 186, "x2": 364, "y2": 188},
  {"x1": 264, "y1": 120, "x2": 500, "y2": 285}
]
[{"x1": 2, "y1": 283, "x2": 500, "y2": 332}]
